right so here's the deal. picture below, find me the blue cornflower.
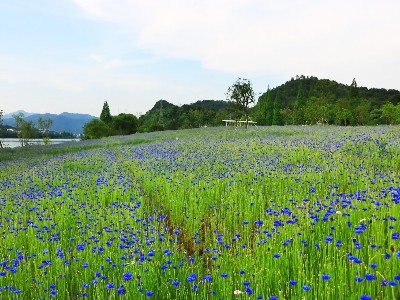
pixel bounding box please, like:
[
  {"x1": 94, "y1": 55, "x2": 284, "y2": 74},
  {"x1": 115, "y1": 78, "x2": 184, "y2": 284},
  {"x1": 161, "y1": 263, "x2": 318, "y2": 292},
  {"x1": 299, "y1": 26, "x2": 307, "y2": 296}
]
[
  {"x1": 369, "y1": 263, "x2": 377, "y2": 269},
  {"x1": 360, "y1": 295, "x2": 372, "y2": 300},
  {"x1": 49, "y1": 284, "x2": 56, "y2": 289},
  {"x1": 106, "y1": 283, "x2": 114, "y2": 289},
  {"x1": 394, "y1": 274, "x2": 400, "y2": 280},
  {"x1": 49, "y1": 290, "x2": 57, "y2": 297},
  {"x1": 355, "y1": 277, "x2": 363, "y2": 282},
  {"x1": 203, "y1": 275, "x2": 212, "y2": 282},
  {"x1": 289, "y1": 280, "x2": 297, "y2": 285},
  {"x1": 365, "y1": 274, "x2": 376, "y2": 281},
  {"x1": 145, "y1": 291, "x2": 154, "y2": 297},
  {"x1": 172, "y1": 280, "x2": 180, "y2": 287},
  {"x1": 221, "y1": 273, "x2": 228, "y2": 278},
  {"x1": 245, "y1": 287, "x2": 253, "y2": 295},
  {"x1": 388, "y1": 281, "x2": 398, "y2": 286},
  {"x1": 302, "y1": 285, "x2": 311, "y2": 291},
  {"x1": 82, "y1": 283, "x2": 88, "y2": 288},
  {"x1": 269, "y1": 297, "x2": 278, "y2": 300},
  {"x1": 82, "y1": 262, "x2": 89, "y2": 268},
  {"x1": 243, "y1": 281, "x2": 250, "y2": 286},
  {"x1": 392, "y1": 232, "x2": 399, "y2": 240},
  {"x1": 117, "y1": 285, "x2": 126, "y2": 295},
  {"x1": 321, "y1": 274, "x2": 330, "y2": 281},
  {"x1": 239, "y1": 270, "x2": 246, "y2": 275},
  {"x1": 187, "y1": 273, "x2": 197, "y2": 282},
  {"x1": 396, "y1": 251, "x2": 400, "y2": 259},
  {"x1": 273, "y1": 253, "x2": 281, "y2": 258},
  {"x1": 123, "y1": 272, "x2": 132, "y2": 281},
  {"x1": 192, "y1": 284, "x2": 199, "y2": 291}
]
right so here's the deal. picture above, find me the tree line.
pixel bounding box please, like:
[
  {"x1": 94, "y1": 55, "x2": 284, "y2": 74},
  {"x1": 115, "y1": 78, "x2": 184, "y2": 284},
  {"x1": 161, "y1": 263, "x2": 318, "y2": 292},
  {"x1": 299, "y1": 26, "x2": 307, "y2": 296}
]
[{"x1": 254, "y1": 76, "x2": 400, "y2": 126}]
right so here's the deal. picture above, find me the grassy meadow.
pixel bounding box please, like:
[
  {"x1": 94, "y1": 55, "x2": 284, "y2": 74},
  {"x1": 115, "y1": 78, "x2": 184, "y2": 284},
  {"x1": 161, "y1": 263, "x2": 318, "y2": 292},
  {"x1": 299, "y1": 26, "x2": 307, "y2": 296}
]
[{"x1": 0, "y1": 126, "x2": 399, "y2": 300}]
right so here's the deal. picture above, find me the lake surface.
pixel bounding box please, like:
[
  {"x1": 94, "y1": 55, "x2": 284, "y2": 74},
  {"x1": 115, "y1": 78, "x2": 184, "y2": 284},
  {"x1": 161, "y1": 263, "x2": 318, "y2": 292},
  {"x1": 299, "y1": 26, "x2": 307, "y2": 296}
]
[{"x1": 0, "y1": 138, "x2": 78, "y2": 148}]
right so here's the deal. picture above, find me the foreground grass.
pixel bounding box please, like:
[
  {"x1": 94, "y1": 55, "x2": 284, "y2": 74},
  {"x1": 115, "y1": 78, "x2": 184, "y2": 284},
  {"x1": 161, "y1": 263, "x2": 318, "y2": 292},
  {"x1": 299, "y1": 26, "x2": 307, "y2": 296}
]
[{"x1": 0, "y1": 126, "x2": 399, "y2": 299}]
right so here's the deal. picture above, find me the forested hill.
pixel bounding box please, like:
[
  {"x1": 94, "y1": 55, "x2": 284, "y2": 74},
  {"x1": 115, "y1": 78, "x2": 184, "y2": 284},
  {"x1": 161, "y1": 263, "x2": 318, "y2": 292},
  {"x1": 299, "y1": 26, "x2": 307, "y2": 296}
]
[
  {"x1": 254, "y1": 75, "x2": 400, "y2": 126},
  {"x1": 138, "y1": 99, "x2": 235, "y2": 132}
]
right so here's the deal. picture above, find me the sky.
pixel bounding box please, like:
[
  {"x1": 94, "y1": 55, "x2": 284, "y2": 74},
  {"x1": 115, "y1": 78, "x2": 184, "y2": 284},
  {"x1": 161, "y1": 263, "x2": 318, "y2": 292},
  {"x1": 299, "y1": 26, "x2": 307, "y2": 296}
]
[{"x1": 1, "y1": 0, "x2": 399, "y2": 117}]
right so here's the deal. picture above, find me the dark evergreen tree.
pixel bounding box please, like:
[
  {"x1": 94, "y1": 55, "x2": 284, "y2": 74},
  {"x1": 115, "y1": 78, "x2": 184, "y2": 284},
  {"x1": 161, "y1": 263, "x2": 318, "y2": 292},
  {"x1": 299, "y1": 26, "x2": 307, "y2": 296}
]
[
  {"x1": 272, "y1": 89, "x2": 283, "y2": 125},
  {"x1": 294, "y1": 82, "x2": 305, "y2": 124},
  {"x1": 350, "y1": 78, "x2": 359, "y2": 98},
  {"x1": 100, "y1": 101, "x2": 112, "y2": 123},
  {"x1": 264, "y1": 88, "x2": 274, "y2": 125}
]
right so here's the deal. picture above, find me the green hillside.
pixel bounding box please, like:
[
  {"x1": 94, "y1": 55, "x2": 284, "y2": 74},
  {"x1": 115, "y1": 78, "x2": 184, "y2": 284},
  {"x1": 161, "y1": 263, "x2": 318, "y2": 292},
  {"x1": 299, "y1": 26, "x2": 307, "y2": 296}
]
[{"x1": 254, "y1": 75, "x2": 400, "y2": 125}]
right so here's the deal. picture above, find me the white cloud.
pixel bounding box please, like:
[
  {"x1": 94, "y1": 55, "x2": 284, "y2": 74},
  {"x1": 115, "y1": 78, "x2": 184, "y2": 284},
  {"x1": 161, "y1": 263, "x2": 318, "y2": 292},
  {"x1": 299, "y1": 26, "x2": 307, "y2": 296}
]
[{"x1": 73, "y1": 0, "x2": 400, "y2": 89}]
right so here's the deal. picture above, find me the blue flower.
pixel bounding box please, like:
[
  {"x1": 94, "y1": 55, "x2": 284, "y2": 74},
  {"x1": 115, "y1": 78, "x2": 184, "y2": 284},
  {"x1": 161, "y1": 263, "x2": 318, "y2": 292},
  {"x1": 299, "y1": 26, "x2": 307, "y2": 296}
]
[
  {"x1": 273, "y1": 253, "x2": 281, "y2": 258},
  {"x1": 245, "y1": 287, "x2": 253, "y2": 295},
  {"x1": 187, "y1": 273, "x2": 197, "y2": 282},
  {"x1": 221, "y1": 273, "x2": 228, "y2": 278},
  {"x1": 302, "y1": 285, "x2": 311, "y2": 291},
  {"x1": 82, "y1": 262, "x2": 89, "y2": 268},
  {"x1": 192, "y1": 284, "x2": 199, "y2": 291},
  {"x1": 145, "y1": 291, "x2": 154, "y2": 297},
  {"x1": 354, "y1": 277, "x2": 363, "y2": 282},
  {"x1": 269, "y1": 297, "x2": 278, "y2": 300},
  {"x1": 289, "y1": 280, "x2": 297, "y2": 285},
  {"x1": 117, "y1": 285, "x2": 126, "y2": 295},
  {"x1": 123, "y1": 272, "x2": 132, "y2": 281},
  {"x1": 49, "y1": 290, "x2": 57, "y2": 297},
  {"x1": 369, "y1": 264, "x2": 377, "y2": 269},
  {"x1": 106, "y1": 283, "x2": 114, "y2": 289},
  {"x1": 172, "y1": 280, "x2": 180, "y2": 287},
  {"x1": 396, "y1": 251, "x2": 400, "y2": 259},
  {"x1": 321, "y1": 274, "x2": 330, "y2": 281},
  {"x1": 365, "y1": 274, "x2": 376, "y2": 281},
  {"x1": 360, "y1": 295, "x2": 371, "y2": 300}
]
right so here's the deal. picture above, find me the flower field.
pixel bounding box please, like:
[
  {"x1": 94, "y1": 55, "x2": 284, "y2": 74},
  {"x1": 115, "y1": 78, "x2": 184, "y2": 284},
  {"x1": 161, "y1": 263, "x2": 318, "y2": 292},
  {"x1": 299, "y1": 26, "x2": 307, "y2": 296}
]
[{"x1": 0, "y1": 126, "x2": 399, "y2": 299}]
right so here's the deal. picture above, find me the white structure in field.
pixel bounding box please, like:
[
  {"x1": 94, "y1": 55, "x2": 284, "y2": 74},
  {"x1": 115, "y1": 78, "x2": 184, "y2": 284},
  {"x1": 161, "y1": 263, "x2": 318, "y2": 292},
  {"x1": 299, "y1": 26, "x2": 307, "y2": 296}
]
[{"x1": 222, "y1": 120, "x2": 257, "y2": 127}]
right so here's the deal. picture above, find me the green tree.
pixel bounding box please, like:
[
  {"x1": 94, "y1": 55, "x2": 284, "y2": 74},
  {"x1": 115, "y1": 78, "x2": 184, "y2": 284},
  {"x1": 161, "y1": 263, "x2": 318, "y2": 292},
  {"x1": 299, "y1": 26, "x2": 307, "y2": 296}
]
[
  {"x1": 100, "y1": 101, "x2": 112, "y2": 124},
  {"x1": 13, "y1": 113, "x2": 37, "y2": 146},
  {"x1": 264, "y1": 87, "x2": 274, "y2": 125},
  {"x1": 272, "y1": 89, "x2": 283, "y2": 125},
  {"x1": 83, "y1": 119, "x2": 110, "y2": 140},
  {"x1": 349, "y1": 78, "x2": 359, "y2": 98},
  {"x1": 226, "y1": 78, "x2": 255, "y2": 128},
  {"x1": 294, "y1": 82, "x2": 306, "y2": 124},
  {"x1": 111, "y1": 114, "x2": 138, "y2": 135},
  {"x1": 381, "y1": 102, "x2": 396, "y2": 124},
  {"x1": 38, "y1": 117, "x2": 53, "y2": 145}
]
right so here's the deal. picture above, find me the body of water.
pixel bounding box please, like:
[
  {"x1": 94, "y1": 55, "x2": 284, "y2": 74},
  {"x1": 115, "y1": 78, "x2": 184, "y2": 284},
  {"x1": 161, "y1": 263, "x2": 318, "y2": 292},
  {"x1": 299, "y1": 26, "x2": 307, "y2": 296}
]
[{"x1": 0, "y1": 138, "x2": 78, "y2": 148}]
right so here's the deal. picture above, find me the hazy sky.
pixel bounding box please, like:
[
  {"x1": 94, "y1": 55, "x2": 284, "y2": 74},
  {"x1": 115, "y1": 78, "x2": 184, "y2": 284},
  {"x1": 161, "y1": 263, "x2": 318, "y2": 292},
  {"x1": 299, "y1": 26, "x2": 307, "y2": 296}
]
[{"x1": 1, "y1": 1, "x2": 399, "y2": 116}]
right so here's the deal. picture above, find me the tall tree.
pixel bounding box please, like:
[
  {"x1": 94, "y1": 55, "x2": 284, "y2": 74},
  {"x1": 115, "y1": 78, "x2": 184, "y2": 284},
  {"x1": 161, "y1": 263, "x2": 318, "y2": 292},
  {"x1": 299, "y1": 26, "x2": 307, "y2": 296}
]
[
  {"x1": 100, "y1": 101, "x2": 112, "y2": 124},
  {"x1": 294, "y1": 82, "x2": 305, "y2": 124},
  {"x1": 13, "y1": 113, "x2": 37, "y2": 146},
  {"x1": 349, "y1": 78, "x2": 359, "y2": 98},
  {"x1": 264, "y1": 88, "x2": 274, "y2": 125},
  {"x1": 226, "y1": 78, "x2": 255, "y2": 128},
  {"x1": 272, "y1": 89, "x2": 283, "y2": 125},
  {"x1": 38, "y1": 117, "x2": 53, "y2": 145}
]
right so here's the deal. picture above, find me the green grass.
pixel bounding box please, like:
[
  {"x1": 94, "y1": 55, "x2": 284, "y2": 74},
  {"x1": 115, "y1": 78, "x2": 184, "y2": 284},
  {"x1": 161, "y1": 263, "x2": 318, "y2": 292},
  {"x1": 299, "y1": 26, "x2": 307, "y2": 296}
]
[{"x1": 0, "y1": 126, "x2": 399, "y2": 299}]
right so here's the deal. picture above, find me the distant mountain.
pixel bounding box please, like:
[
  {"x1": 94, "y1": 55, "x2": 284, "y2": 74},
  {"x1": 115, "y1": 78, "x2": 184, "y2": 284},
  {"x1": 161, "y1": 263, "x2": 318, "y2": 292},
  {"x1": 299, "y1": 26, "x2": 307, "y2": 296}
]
[
  {"x1": 3, "y1": 112, "x2": 97, "y2": 134},
  {"x1": 3, "y1": 110, "x2": 36, "y2": 119}
]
